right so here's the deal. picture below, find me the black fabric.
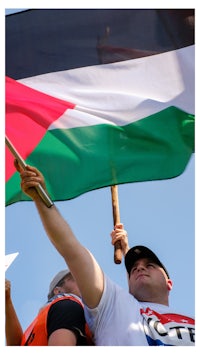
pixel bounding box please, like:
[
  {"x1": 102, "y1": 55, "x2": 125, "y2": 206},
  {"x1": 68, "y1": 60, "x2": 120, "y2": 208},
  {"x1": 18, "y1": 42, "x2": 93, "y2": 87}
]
[
  {"x1": 125, "y1": 245, "x2": 169, "y2": 278},
  {"x1": 6, "y1": 9, "x2": 194, "y2": 79},
  {"x1": 47, "y1": 298, "x2": 88, "y2": 345}
]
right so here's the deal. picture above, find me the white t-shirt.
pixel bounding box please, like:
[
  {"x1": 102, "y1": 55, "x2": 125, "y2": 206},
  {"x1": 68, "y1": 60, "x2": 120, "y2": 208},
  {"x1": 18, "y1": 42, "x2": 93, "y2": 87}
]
[{"x1": 84, "y1": 274, "x2": 195, "y2": 346}]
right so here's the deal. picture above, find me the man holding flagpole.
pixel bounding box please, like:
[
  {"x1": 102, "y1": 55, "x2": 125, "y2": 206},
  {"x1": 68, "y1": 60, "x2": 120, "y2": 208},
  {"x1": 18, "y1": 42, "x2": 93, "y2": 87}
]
[{"x1": 14, "y1": 161, "x2": 195, "y2": 346}]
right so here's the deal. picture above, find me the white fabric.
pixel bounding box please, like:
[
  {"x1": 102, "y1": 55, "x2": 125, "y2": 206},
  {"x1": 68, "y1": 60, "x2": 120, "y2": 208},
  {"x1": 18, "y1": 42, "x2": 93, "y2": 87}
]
[
  {"x1": 84, "y1": 274, "x2": 195, "y2": 346},
  {"x1": 19, "y1": 45, "x2": 194, "y2": 129}
]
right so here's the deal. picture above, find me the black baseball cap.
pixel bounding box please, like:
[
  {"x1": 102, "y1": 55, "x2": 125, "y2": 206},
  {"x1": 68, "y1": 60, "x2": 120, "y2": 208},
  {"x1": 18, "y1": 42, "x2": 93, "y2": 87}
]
[{"x1": 125, "y1": 245, "x2": 170, "y2": 278}]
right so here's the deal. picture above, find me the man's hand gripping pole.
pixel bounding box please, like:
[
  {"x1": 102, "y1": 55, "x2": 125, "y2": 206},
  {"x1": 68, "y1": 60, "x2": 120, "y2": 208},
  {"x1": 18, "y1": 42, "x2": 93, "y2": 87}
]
[
  {"x1": 5, "y1": 136, "x2": 54, "y2": 208},
  {"x1": 111, "y1": 185, "x2": 123, "y2": 264}
]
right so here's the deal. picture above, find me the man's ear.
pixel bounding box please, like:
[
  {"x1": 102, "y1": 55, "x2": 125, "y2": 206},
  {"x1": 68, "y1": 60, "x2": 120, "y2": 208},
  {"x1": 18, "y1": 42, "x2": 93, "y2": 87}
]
[{"x1": 167, "y1": 279, "x2": 173, "y2": 291}]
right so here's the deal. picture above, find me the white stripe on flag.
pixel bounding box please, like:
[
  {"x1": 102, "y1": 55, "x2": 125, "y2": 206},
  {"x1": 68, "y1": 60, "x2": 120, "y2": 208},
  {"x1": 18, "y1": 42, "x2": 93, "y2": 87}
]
[{"x1": 20, "y1": 45, "x2": 194, "y2": 129}]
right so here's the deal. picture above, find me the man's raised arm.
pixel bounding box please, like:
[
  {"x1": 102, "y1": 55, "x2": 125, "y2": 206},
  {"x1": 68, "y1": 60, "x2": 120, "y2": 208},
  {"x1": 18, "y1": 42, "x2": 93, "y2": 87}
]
[{"x1": 15, "y1": 161, "x2": 104, "y2": 309}]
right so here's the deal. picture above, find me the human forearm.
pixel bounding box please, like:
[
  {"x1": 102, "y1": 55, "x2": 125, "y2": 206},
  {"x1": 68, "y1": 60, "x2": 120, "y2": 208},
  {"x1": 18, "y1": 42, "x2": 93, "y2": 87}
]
[
  {"x1": 33, "y1": 195, "x2": 104, "y2": 308},
  {"x1": 34, "y1": 197, "x2": 82, "y2": 259},
  {"x1": 5, "y1": 299, "x2": 23, "y2": 345},
  {"x1": 15, "y1": 163, "x2": 104, "y2": 308}
]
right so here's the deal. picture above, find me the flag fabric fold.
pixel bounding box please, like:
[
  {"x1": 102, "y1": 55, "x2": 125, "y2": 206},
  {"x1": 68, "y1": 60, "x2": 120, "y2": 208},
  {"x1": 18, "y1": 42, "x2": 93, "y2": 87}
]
[{"x1": 5, "y1": 9, "x2": 195, "y2": 206}]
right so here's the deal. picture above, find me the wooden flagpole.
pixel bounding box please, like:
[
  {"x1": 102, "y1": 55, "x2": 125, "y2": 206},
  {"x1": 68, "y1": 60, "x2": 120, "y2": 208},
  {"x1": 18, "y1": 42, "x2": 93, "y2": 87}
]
[
  {"x1": 111, "y1": 185, "x2": 123, "y2": 264},
  {"x1": 5, "y1": 136, "x2": 54, "y2": 208}
]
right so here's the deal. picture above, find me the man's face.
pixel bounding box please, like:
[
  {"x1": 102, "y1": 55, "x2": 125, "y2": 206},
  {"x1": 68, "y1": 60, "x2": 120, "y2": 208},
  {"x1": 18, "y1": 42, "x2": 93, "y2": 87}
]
[
  {"x1": 128, "y1": 257, "x2": 172, "y2": 304},
  {"x1": 54, "y1": 273, "x2": 81, "y2": 297}
]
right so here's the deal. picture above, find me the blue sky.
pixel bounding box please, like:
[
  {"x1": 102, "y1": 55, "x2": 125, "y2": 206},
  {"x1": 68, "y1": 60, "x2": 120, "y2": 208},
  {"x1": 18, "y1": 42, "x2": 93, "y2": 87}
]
[{"x1": 3, "y1": 4, "x2": 197, "y2": 351}]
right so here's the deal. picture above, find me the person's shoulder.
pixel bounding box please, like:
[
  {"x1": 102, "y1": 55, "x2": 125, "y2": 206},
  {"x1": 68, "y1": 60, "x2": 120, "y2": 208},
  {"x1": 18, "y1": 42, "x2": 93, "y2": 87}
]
[
  {"x1": 47, "y1": 297, "x2": 85, "y2": 324},
  {"x1": 101, "y1": 273, "x2": 133, "y2": 304},
  {"x1": 51, "y1": 297, "x2": 83, "y2": 310}
]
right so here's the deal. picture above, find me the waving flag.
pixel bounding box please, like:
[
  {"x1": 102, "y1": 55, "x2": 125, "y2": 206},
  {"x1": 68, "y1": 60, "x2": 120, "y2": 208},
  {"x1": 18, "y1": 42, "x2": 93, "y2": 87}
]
[{"x1": 5, "y1": 9, "x2": 195, "y2": 206}]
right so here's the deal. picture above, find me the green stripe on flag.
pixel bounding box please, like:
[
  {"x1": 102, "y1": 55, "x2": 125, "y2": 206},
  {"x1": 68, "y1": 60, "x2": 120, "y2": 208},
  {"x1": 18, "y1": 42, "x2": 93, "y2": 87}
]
[{"x1": 6, "y1": 106, "x2": 194, "y2": 206}]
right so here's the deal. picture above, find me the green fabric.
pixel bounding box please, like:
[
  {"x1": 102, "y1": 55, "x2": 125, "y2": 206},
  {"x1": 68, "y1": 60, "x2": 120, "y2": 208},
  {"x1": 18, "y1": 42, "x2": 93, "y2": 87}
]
[{"x1": 6, "y1": 106, "x2": 194, "y2": 206}]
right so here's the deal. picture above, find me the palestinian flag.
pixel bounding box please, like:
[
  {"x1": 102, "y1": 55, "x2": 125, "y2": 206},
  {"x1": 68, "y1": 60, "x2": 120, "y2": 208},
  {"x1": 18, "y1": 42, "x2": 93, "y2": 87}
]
[{"x1": 5, "y1": 9, "x2": 195, "y2": 206}]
